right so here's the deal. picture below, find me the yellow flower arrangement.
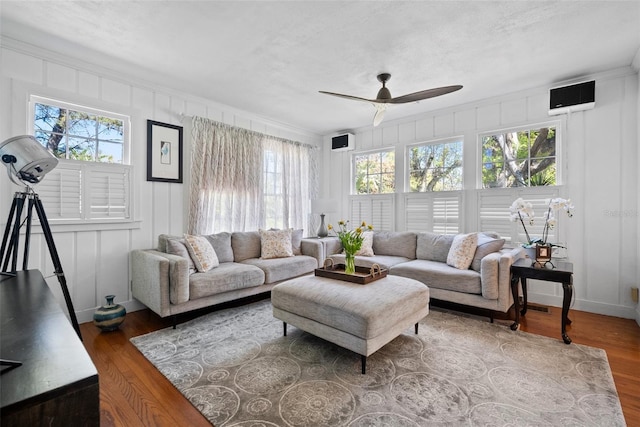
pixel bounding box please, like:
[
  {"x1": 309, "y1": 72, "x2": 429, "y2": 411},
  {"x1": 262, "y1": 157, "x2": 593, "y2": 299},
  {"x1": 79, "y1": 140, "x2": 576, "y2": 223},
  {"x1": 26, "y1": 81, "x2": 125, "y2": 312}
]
[{"x1": 328, "y1": 220, "x2": 374, "y2": 274}]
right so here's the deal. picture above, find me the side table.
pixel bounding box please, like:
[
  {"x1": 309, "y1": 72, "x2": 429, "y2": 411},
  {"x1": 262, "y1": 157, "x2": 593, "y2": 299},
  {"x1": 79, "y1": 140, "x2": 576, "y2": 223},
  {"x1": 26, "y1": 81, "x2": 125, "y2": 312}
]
[{"x1": 510, "y1": 258, "x2": 574, "y2": 344}]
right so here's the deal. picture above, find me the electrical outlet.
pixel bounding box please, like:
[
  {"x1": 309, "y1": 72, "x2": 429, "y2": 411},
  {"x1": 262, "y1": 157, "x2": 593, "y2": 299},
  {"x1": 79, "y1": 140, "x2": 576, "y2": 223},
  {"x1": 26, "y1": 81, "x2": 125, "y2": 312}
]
[{"x1": 631, "y1": 287, "x2": 639, "y2": 304}]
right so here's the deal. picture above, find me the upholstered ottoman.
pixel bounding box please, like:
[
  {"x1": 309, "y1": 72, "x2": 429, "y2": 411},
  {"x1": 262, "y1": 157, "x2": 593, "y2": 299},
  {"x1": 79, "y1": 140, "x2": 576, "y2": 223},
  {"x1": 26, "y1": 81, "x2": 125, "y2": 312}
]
[{"x1": 271, "y1": 275, "x2": 430, "y2": 374}]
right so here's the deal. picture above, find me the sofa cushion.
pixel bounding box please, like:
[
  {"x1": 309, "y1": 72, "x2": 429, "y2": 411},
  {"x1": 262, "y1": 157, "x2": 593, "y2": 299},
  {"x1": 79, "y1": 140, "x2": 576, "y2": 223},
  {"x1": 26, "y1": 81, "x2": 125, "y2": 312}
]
[
  {"x1": 165, "y1": 238, "x2": 196, "y2": 275},
  {"x1": 158, "y1": 234, "x2": 183, "y2": 253},
  {"x1": 447, "y1": 233, "x2": 478, "y2": 270},
  {"x1": 204, "y1": 232, "x2": 234, "y2": 263},
  {"x1": 391, "y1": 259, "x2": 482, "y2": 295},
  {"x1": 355, "y1": 231, "x2": 374, "y2": 256},
  {"x1": 330, "y1": 253, "x2": 410, "y2": 270},
  {"x1": 184, "y1": 234, "x2": 220, "y2": 272},
  {"x1": 292, "y1": 229, "x2": 304, "y2": 255},
  {"x1": 373, "y1": 231, "x2": 416, "y2": 259},
  {"x1": 471, "y1": 233, "x2": 505, "y2": 272},
  {"x1": 242, "y1": 255, "x2": 317, "y2": 284},
  {"x1": 416, "y1": 232, "x2": 455, "y2": 262},
  {"x1": 189, "y1": 262, "x2": 265, "y2": 299},
  {"x1": 232, "y1": 231, "x2": 262, "y2": 262}
]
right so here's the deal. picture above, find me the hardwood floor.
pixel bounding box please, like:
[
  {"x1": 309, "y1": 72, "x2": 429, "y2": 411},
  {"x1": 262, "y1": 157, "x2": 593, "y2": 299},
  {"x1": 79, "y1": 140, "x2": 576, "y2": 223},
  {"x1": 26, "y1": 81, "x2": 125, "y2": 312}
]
[{"x1": 80, "y1": 300, "x2": 640, "y2": 426}]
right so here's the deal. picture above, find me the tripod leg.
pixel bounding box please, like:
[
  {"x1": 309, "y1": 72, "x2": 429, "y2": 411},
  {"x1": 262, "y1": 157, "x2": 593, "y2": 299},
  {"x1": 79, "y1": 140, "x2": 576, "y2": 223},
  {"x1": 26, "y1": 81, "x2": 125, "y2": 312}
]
[
  {"x1": 2, "y1": 193, "x2": 26, "y2": 273},
  {"x1": 0, "y1": 195, "x2": 19, "y2": 270},
  {"x1": 33, "y1": 194, "x2": 82, "y2": 341},
  {"x1": 22, "y1": 197, "x2": 36, "y2": 270}
]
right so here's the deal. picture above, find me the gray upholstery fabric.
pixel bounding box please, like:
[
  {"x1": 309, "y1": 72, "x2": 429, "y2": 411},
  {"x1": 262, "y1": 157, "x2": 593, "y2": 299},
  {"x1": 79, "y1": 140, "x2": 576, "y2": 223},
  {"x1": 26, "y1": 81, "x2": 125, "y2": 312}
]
[
  {"x1": 165, "y1": 238, "x2": 196, "y2": 274},
  {"x1": 189, "y1": 262, "x2": 265, "y2": 299},
  {"x1": 372, "y1": 231, "x2": 417, "y2": 259},
  {"x1": 416, "y1": 232, "x2": 455, "y2": 262},
  {"x1": 157, "y1": 234, "x2": 183, "y2": 253},
  {"x1": 391, "y1": 259, "x2": 481, "y2": 295},
  {"x1": 480, "y1": 252, "x2": 500, "y2": 299},
  {"x1": 241, "y1": 255, "x2": 318, "y2": 284},
  {"x1": 471, "y1": 233, "x2": 505, "y2": 272},
  {"x1": 231, "y1": 231, "x2": 262, "y2": 262},
  {"x1": 329, "y1": 253, "x2": 411, "y2": 270},
  {"x1": 204, "y1": 232, "x2": 234, "y2": 263},
  {"x1": 291, "y1": 229, "x2": 303, "y2": 255},
  {"x1": 271, "y1": 275, "x2": 429, "y2": 340}
]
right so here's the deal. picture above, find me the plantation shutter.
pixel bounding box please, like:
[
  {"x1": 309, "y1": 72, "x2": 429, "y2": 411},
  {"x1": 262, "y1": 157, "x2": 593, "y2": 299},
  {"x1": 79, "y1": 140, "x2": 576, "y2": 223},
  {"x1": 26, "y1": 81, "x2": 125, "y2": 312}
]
[
  {"x1": 405, "y1": 192, "x2": 461, "y2": 234},
  {"x1": 33, "y1": 162, "x2": 131, "y2": 222},
  {"x1": 477, "y1": 188, "x2": 560, "y2": 246},
  {"x1": 349, "y1": 194, "x2": 394, "y2": 231}
]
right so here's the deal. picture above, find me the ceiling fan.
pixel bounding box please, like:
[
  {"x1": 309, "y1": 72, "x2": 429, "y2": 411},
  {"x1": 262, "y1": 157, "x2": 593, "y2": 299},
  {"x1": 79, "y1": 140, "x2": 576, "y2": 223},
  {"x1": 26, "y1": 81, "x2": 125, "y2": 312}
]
[{"x1": 319, "y1": 73, "x2": 462, "y2": 126}]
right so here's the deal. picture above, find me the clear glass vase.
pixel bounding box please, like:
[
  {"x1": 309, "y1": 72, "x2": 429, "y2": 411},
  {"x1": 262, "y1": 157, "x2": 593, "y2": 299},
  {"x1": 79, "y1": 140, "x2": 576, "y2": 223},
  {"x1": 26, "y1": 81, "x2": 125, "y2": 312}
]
[{"x1": 344, "y1": 252, "x2": 355, "y2": 274}]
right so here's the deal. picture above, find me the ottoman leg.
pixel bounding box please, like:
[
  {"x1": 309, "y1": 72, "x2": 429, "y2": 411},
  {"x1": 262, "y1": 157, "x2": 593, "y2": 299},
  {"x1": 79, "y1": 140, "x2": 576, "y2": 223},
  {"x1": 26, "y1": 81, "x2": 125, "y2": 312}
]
[
  {"x1": 361, "y1": 355, "x2": 366, "y2": 375},
  {"x1": 283, "y1": 322, "x2": 287, "y2": 336},
  {"x1": 415, "y1": 323, "x2": 419, "y2": 334}
]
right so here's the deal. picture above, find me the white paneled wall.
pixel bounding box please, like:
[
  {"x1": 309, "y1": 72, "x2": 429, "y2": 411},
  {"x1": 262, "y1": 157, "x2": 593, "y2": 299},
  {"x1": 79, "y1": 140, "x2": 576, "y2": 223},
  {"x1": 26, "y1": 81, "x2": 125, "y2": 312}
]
[
  {"x1": 323, "y1": 67, "x2": 639, "y2": 319},
  {"x1": 0, "y1": 42, "x2": 321, "y2": 323}
]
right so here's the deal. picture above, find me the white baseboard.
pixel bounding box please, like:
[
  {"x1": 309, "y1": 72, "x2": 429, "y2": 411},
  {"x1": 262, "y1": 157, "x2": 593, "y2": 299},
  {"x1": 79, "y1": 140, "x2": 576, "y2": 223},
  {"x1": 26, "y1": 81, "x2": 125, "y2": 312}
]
[
  {"x1": 76, "y1": 298, "x2": 148, "y2": 325},
  {"x1": 527, "y1": 292, "x2": 638, "y2": 319}
]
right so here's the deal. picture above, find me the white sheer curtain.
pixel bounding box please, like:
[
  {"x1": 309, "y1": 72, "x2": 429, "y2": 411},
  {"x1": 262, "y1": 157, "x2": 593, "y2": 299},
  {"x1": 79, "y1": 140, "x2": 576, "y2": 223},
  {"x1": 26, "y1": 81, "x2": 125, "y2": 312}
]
[{"x1": 189, "y1": 116, "x2": 317, "y2": 234}]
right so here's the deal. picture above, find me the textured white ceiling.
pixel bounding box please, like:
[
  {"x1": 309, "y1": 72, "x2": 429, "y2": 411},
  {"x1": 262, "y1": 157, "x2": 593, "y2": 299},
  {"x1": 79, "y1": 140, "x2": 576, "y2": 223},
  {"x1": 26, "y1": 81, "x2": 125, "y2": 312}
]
[{"x1": 1, "y1": 1, "x2": 639, "y2": 135}]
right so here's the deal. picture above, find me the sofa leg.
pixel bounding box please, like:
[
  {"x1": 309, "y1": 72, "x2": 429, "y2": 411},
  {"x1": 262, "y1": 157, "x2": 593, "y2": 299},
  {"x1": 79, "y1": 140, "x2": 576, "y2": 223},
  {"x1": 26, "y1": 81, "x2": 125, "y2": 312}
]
[
  {"x1": 172, "y1": 315, "x2": 177, "y2": 329},
  {"x1": 283, "y1": 322, "x2": 287, "y2": 336},
  {"x1": 490, "y1": 316, "x2": 494, "y2": 323}
]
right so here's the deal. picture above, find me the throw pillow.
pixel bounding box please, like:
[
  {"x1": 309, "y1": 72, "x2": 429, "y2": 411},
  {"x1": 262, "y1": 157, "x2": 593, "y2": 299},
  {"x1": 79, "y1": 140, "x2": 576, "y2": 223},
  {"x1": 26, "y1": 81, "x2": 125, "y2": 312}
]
[
  {"x1": 447, "y1": 233, "x2": 479, "y2": 270},
  {"x1": 471, "y1": 233, "x2": 506, "y2": 272},
  {"x1": 165, "y1": 238, "x2": 196, "y2": 275},
  {"x1": 259, "y1": 229, "x2": 294, "y2": 259},
  {"x1": 183, "y1": 234, "x2": 220, "y2": 272},
  {"x1": 354, "y1": 231, "x2": 374, "y2": 256}
]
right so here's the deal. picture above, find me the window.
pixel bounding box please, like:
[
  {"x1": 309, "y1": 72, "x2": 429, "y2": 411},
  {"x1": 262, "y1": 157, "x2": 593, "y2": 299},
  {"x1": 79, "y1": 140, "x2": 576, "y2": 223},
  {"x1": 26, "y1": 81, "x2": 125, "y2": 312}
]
[
  {"x1": 353, "y1": 149, "x2": 395, "y2": 194},
  {"x1": 408, "y1": 139, "x2": 463, "y2": 192},
  {"x1": 32, "y1": 96, "x2": 127, "y2": 163},
  {"x1": 481, "y1": 125, "x2": 557, "y2": 188},
  {"x1": 264, "y1": 149, "x2": 283, "y2": 229},
  {"x1": 29, "y1": 96, "x2": 132, "y2": 223}
]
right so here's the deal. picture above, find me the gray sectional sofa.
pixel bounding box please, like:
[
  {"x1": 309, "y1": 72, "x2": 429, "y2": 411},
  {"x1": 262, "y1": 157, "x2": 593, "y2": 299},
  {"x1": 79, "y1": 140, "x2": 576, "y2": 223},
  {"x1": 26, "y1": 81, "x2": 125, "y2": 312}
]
[
  {"x1": 327, "y1": 231, "x2": 524, "y2": 315},
  {"x1": 131, "y1": 231, "x2": 323, "y2": 321}
]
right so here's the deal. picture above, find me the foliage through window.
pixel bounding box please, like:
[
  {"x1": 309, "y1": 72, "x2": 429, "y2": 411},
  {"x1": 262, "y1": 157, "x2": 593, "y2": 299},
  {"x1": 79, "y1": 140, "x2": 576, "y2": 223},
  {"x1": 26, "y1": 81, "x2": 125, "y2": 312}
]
[
  {"x1": 408, "y1": 139, "x2": 462, "y2": 191},
  {"x1": 32, "y1": 97, "x2": 126, "y2": 163},
  {"x1": 481, "y1": 125, "x2": 557, "y2": 188},
  {"x1": 353, "y1": 149, "x2": 395, "y2": 194}
]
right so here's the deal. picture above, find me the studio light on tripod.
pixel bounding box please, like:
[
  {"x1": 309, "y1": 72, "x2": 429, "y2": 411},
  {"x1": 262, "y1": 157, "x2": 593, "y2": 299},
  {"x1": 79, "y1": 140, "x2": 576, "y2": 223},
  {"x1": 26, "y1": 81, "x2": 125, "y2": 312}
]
[
  {"x1": 0, "y1": 134, "x2": 81, "y2": 340},
  {"x1": 0, "y1": 135, "x2": 58, "y2": 184}
]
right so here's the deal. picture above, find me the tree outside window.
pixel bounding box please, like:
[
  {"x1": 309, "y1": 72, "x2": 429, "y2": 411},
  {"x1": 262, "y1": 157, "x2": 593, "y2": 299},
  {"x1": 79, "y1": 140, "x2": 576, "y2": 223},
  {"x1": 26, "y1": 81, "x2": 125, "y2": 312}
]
[
  {"x1": 33, "y1": 100, "x2": 124, "y2": 163},
  {"x1": 409, "y1": 139, "x2": 462, "y2": 191},
  {"x1": 482, "y1": 126, "x2": 557, "y2": 188},
  {"x1": 353, "y1": 150, "x2": 395, "y2": 194}
]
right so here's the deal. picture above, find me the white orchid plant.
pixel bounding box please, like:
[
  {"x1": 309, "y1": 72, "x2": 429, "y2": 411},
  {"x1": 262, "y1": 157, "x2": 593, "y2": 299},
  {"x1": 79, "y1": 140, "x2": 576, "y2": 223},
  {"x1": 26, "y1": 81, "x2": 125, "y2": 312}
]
[{"x1": 509, "y1": 197, "x2": 574, "y2": 247}]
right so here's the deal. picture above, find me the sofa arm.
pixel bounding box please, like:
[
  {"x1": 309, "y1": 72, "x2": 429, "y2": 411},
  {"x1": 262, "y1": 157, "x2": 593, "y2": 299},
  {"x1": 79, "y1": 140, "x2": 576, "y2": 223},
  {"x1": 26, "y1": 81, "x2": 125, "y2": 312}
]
[
  {"x1": 131, "y1": 250, "x2": 190, "y2": 317},
  {"x1": 301, "y1": 239, "x2": 323, "y2": 267},
  {"x1": 479, "y1": 246, "x2": 525, "y2": 302}
]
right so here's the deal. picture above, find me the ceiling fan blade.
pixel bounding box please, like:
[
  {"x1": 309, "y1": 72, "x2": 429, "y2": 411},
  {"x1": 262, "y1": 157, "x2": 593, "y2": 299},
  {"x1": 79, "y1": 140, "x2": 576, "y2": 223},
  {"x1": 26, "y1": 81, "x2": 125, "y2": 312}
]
[
  {"x1": 388, "y1": 85, "x2": 463, "y2": 104},
  {"x1": 372, "y1": 103, "x2": 387, "y2": 127},
  {"x1": 318, "y1": 91, "x2": 376, "y2": 103}
]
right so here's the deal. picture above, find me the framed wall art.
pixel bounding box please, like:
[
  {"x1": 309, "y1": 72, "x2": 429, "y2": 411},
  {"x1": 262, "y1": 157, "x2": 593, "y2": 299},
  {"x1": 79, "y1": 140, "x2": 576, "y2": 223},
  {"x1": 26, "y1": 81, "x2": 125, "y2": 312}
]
[{"x1": 146, "y1": 120, "x2": 183, "y2": 183}]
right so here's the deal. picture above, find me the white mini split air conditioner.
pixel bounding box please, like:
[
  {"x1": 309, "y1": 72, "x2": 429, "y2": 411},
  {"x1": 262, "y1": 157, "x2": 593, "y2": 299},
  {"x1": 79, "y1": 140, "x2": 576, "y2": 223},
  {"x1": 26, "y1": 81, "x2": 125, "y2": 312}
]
[
  {"x1": 331, "y1": 133, "x2": 355, "y2": 151},
  {"x1": 548, "y1": 80, "x2": 595, "y2": 116}
]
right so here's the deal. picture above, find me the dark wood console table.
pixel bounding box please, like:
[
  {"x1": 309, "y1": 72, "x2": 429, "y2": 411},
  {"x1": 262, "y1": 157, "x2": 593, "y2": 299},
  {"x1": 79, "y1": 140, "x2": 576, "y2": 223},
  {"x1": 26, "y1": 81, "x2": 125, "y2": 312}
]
[
  {"x1": 510, "y1": 258, "x2": 574, "y2": 344},
  {"x1": 1, "y1": 270, "x2": 99, "y2": 426}
]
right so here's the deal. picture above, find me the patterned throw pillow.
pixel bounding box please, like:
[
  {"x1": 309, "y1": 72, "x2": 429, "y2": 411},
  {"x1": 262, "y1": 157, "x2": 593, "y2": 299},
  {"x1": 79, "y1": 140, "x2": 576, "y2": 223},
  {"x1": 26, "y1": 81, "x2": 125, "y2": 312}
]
[
  {"x1": 446, "y1": 233, "x2": 479, "y2": 270},
  {"x1": 354, "y1": 231, "x2": 374, "y2": 256},
  {"x1": 259, "y1": 229, "x2": 294, "y2": 259},
  {"x1": 183, "y1": 234, "x2": 220, "y2": 272}
]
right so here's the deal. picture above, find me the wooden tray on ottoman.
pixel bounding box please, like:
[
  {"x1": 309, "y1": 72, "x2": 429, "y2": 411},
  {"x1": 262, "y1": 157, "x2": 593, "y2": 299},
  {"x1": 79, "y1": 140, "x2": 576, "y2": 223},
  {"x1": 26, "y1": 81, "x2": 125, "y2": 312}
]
[{"x1": 314, "y1": 259, "x2": 388, "y2": 284}]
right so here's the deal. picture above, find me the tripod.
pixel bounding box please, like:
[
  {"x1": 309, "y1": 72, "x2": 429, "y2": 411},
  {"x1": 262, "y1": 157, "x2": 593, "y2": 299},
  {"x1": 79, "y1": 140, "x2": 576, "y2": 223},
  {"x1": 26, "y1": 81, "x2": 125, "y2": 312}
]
[{"x1": 0, "y1": 188, "x2": 82, "y2": 340}]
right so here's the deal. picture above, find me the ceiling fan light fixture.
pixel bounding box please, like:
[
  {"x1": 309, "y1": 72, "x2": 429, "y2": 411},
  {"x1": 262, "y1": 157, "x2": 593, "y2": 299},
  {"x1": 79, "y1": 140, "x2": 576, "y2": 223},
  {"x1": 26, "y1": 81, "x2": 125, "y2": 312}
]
[{"x1": 372, "y1": 103, "x2": 387, "y2": 127}]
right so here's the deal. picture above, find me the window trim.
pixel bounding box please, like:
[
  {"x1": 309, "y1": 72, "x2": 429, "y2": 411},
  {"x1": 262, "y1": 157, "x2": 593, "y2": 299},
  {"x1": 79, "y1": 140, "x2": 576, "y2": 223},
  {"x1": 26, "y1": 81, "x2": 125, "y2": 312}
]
[
  {"x1": 405, "y1": 136, "x2": 464, "y2": 193},
  {"x1": 477, "y1": 120, "x2": 562, "y2": 189}
]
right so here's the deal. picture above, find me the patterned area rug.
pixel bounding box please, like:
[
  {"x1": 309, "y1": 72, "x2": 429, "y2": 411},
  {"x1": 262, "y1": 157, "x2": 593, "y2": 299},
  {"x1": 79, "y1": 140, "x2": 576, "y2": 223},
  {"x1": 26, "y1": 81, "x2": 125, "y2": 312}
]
[{"x1": 131, "y1": 299, "x2": 625, "y2": 426}]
